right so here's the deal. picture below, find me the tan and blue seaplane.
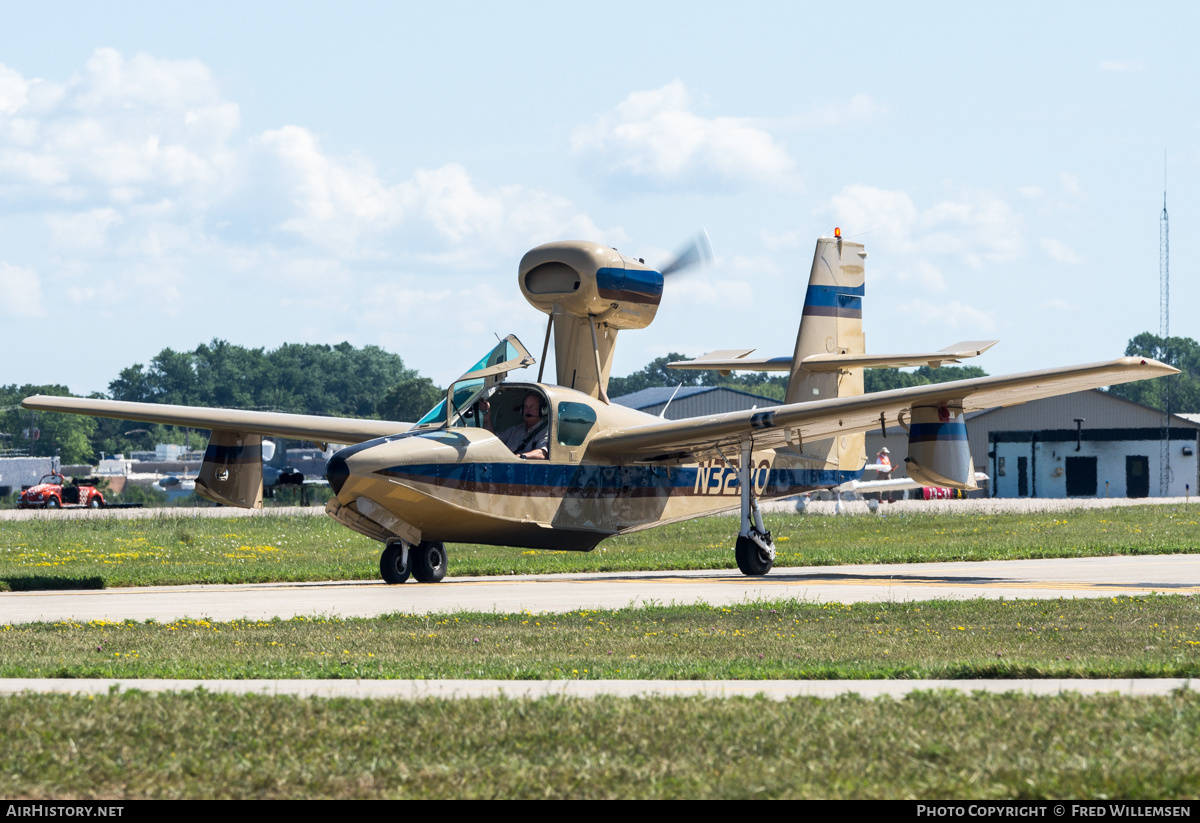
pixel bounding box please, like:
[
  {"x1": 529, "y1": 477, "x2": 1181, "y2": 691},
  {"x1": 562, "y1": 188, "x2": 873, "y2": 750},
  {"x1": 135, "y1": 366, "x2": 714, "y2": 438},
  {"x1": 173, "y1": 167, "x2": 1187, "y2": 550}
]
[{"x1": 24, "y1": 231, "x2": 1175, "y2": 583}]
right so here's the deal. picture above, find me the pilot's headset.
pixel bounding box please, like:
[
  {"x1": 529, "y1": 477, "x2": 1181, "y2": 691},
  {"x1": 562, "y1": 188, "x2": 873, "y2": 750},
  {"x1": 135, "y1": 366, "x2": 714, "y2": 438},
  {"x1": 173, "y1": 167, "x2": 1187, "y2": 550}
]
[{"x1": 524, "y1": 392, "x2": 547, "y2": 418}]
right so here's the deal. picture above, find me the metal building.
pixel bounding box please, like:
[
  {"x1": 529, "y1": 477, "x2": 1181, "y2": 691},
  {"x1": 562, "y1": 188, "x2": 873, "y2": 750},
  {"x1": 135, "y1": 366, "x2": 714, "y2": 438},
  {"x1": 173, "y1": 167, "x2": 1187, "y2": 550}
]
[{"x1": 611, "y1": 386, "x2": 780, "y2": 420}]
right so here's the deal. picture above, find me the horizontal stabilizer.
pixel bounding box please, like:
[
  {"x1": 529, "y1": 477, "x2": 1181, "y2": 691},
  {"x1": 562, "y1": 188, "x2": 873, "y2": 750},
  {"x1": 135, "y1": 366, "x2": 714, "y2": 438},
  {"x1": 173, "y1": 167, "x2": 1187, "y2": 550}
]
[
  {"x1": 667, "y1": 352, "x2": 791, "y2": 372},
  {"x1": 668, "y1": 341, "x2": 998, "y2": 374},
  {"x1": 799, "y1": 340, "x2": 999, "y2": 372}
]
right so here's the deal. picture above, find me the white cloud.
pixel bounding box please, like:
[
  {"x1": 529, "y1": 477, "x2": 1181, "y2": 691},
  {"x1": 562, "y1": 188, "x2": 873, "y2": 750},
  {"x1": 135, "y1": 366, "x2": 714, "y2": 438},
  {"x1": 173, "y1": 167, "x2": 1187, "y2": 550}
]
[
  {"x1": 0, "y1": 262, "x2": 45, "y2": 317},
  {"x1": 571, "y1": 80, "x2": 794, "y2": 189},
  {"x1": 0, "y1": 49, "x2": 615, "y2": 278},
  {"x1": 1039, "y1": 237, "x2": 1082, "y2": 265},
  {"x1": 1100, "y1": 60, "x2": 1145, "y2": 72},
  {"x1": 1043, "y1": 298, "x2": 1081, "y2": 313},
  {"x1": 0, "y1": 49, "x2": 239, "y2": 203},
  {"x1": 1059, "y1": 173, "x2": 1082, "y2": 198},
  {"x1": 46, "y1": 208, "x2": 122, "y2": 251},
  {"x1": 895, "y1": 298, "x2": 996, "y2": 333},
  {"x1": 828, "y1": 184, "x2": 1025, "y2": 266},
  {"x1": 792, "y1": 94, "x2": 885, "y2": 129}
]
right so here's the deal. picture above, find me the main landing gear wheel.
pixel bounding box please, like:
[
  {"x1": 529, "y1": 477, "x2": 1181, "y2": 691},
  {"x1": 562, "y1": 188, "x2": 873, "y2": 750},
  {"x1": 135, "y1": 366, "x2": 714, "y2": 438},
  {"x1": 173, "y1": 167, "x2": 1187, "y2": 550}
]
[
  {"x1": 379, "y1": 542, "x2": 411, "y2": 584},
  {"x1": 734, "y1": 439, "x2": 776, "y2": 577},
  {"x1": 411, "y1": 541, "x2": 448, "y2": 583},
  {"x1": 735, "y1": 535, "x2": 774, "y2": 576}
]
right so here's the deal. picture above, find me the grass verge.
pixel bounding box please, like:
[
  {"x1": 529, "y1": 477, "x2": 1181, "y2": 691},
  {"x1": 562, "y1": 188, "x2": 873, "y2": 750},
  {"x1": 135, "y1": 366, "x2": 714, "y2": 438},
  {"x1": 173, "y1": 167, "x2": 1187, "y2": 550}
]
[
  {"x1": 2, "y1": 690, "x2": 1199, "y2": 798},
  {"x1": 1, "y1": 504, "x2": 1199, "y2": 589},
  {"x1": 5, "y1": 595, "x2": 1199, "y2": 680}
]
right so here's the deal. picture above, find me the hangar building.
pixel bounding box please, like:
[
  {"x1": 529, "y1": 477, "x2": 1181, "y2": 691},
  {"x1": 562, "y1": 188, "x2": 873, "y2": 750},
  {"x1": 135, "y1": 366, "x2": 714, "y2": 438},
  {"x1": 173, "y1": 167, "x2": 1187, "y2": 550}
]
[
  {"x1": 863, "y1": 389, "x2": 1200, "y2": 499},
  {"x1": 611, "y1": 386, "x2": 780, "y2": 420}
]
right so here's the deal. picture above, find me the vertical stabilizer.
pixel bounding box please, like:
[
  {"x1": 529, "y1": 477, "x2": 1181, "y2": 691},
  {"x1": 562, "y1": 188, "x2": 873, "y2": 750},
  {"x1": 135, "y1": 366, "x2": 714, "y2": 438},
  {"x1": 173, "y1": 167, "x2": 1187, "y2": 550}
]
[{"x1": 784, "y1": 235, "x2": 867, "y2": 471}]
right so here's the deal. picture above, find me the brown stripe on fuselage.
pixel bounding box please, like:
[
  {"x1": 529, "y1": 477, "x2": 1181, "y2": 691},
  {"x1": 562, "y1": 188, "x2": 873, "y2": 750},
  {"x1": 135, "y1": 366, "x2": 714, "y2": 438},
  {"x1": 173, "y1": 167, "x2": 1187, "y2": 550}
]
[
  {"x1": 596, "y1": 288, "x2": 662, "y2": 306},
  {"x1": 802, "y1": 305, "x2": 862, "y2": 318}
]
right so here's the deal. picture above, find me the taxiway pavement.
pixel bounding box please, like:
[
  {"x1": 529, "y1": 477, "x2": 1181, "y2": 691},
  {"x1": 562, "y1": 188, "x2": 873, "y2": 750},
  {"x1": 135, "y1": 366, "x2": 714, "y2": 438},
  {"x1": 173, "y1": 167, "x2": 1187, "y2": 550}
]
[{"x1": 2, "y1": 554, "x2": 1196, "y2": 624}]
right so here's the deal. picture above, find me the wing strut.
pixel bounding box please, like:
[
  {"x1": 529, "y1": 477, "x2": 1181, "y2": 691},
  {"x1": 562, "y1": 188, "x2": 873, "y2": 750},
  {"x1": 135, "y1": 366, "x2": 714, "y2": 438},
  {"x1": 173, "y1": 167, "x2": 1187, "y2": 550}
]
[{"x1": 736, "y1": 439, "x2": 775, "y2": 575}]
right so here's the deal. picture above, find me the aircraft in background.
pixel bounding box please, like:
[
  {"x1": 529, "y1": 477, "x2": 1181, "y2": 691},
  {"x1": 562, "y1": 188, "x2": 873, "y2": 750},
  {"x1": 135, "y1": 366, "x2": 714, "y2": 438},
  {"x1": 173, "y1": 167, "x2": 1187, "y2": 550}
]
[{"x1": 24, "y1": 230, "x2": 1175, "y2": 583}]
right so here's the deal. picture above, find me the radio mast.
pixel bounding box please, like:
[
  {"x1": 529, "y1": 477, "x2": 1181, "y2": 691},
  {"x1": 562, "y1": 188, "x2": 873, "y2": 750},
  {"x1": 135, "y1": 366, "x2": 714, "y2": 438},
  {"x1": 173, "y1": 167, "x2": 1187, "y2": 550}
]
[{"x1": 1159, "y1": 155, "x2": 1171, "y2": 496}]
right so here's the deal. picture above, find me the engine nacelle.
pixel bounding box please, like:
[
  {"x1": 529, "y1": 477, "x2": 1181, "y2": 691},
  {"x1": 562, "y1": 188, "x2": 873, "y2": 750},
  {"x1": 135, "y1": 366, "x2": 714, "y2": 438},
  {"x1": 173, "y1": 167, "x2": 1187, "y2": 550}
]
[
  {"x1": 518, "y1": 241, "x2": 663, "y2": 330},
  {"x1": 903, "y1": 404, "x2": 978, "y2": 491}
]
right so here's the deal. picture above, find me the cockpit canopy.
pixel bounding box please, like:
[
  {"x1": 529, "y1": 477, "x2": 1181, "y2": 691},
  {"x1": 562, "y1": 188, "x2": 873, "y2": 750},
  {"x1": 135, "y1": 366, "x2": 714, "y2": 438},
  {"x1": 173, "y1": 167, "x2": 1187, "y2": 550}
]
[{"x1": 414, "y1": 335, "x2": 534, "y2": 428}]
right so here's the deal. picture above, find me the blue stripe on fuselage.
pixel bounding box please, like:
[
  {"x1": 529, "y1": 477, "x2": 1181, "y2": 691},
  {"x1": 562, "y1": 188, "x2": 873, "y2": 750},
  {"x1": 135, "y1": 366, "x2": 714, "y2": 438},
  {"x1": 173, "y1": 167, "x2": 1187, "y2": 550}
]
[{"x1": 378, "y1": 462, "x2": 858, "y2": 496}]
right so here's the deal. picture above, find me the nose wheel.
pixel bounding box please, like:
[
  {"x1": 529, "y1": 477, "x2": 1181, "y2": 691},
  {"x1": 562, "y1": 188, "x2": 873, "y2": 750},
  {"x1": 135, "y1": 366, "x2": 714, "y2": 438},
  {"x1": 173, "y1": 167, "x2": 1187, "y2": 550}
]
[{"x1": 379, "y1": 539, "x2": 448, "y2": 584}]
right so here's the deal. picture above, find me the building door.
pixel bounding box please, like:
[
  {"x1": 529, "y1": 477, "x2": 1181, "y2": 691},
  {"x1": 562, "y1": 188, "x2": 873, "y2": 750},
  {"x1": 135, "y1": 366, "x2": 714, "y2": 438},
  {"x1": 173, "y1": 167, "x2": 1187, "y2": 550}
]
[
  {"x1": 1126, "y1": 455, "x2": 1150, "y2": 498},
  {"x1": 1017, "y1": 456, "x2": 1029, "y2": 497},
  {"x1": 1065, "y1": 456, "x2": 1098, "y2": 497}
]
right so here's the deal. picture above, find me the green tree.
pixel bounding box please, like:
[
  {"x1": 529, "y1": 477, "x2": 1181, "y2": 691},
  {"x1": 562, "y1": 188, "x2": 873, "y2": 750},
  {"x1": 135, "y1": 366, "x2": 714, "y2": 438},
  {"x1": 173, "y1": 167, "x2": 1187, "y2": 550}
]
[
  {"x1": 1105, "y1": 333, "x2": 1200, "y2": 413},
  {"x1": 0, "y1": 385, "x2": 97, "y2": 464},
  {"x1": 378, "y1": 377, "x2": 445, "y2": 423},
  {"x1": 107, "y1": 339, "x2": 420, "y2": 418},
  {"x1": 97, "y1": 340, "x2": 426, "y2": 459},
  {"x1": 864, "y1": 365, "x2": 988, "y2": 393}
]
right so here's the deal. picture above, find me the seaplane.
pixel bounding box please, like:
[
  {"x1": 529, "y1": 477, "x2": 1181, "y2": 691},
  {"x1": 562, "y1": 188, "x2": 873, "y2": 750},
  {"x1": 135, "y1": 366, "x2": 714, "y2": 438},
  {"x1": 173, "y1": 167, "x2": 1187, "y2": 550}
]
[{"x1": 23, "y1": 230, "x2": 1176, "y2": 583}]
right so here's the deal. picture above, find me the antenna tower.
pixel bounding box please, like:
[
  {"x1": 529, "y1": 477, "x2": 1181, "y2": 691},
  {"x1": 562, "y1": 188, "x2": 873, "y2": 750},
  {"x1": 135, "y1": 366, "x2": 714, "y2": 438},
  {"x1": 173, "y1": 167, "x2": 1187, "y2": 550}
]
[{"x1": 1159, "y1": 156, "x2": 1171, "y2": 496}]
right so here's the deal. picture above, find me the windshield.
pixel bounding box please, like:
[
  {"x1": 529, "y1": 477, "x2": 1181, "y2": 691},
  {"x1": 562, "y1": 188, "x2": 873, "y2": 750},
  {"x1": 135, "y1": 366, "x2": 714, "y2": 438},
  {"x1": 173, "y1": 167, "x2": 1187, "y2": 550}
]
[{"x1": 415, "y1": 335, "x2": 534, "y2": 427}]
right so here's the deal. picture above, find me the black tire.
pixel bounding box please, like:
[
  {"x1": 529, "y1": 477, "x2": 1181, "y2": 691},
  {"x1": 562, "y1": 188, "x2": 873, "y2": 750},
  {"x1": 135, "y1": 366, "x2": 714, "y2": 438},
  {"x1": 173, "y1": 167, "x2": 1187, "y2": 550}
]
[
  {"x1": 44, "y1": 497, "x2": 60, "y2": 510},
  {"x1": 379, "y1": 543, "x2": 411, "y2": 584},
  {"x1": 411, "y1": 541, "x2": 447, "y2": 583},
  {"x1": 87, "y1": 496, "x2": 103, "y2": 509},
  {"x1": 734, "y1": 535, "x2": 773, "y2": 576}
]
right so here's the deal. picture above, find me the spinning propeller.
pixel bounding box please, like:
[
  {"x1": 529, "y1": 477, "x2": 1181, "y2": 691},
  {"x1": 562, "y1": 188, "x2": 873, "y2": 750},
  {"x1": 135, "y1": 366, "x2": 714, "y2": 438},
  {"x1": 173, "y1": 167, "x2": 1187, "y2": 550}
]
[{"x1": 659, "y1": 230, "x2": 714, "y2": 277}]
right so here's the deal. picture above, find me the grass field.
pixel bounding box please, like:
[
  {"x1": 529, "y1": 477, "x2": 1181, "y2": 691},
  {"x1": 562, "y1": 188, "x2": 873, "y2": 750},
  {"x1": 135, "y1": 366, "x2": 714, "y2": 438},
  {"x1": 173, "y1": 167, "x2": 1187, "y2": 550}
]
[
  {"x1": 1, "y1": 504, "x2": 1198, "y2": 590},
  {"x1": 3, "y1": 690, "x2": 1198, "y2": 798},
  {"x1": 3, "y1": 508, "x2": 1198, "y2": 800},
  {"x1": 4, "y1": 596, "x2": 1198, "y2": 680}
]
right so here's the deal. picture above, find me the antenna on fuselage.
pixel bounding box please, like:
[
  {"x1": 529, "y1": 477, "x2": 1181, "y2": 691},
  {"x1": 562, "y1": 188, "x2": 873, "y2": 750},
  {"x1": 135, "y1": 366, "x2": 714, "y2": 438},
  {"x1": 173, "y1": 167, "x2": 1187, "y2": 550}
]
[{"x1": 659, "y1": 383, "x2": 685, "y2": 419}]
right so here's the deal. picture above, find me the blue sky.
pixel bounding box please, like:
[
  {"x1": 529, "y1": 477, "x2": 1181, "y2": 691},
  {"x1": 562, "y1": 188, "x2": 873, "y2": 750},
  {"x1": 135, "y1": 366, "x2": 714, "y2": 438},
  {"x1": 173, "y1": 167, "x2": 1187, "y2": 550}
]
[{"x1": 2, "y1": 2, "x2": 1198, "y2": 399}]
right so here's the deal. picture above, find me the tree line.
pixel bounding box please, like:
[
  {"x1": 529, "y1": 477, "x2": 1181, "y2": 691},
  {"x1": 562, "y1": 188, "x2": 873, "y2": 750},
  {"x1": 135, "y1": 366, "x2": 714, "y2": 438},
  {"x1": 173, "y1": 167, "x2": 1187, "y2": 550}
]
[{"x1": 1, "y1": 340, "x2": 443, "y2": 464}]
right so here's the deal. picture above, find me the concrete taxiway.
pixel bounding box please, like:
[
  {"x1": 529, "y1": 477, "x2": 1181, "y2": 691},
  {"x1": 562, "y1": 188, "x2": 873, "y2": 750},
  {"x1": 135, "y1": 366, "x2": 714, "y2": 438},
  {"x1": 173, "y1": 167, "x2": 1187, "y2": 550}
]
[{"x1": 2, "y1": 554, "x2": 1196, "y2": 624}]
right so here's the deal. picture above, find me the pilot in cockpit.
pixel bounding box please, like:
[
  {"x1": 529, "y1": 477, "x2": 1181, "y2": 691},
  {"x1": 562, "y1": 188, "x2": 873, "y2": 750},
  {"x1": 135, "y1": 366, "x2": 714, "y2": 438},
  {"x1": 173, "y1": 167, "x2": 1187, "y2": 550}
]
[{"x1": 481, "y1": 391, "x2": 548, "y2": 460}]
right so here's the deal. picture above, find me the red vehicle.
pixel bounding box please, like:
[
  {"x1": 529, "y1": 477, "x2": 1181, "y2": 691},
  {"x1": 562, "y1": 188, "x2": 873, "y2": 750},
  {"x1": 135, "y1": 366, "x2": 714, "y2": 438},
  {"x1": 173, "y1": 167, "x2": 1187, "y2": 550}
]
[{"x1": 18, "y1": 473, "x2": 105, "y2": 509}]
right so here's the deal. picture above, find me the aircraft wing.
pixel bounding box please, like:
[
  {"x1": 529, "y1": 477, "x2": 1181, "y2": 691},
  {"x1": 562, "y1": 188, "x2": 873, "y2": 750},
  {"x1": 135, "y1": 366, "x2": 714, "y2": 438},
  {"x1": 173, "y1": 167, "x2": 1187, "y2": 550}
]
[
  {"x1": 21, "y1": 396, "x2": 411, "y2": 445},
  {"x1": 586, "y1": 357, "x2": 1176, "y2": 462}
]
